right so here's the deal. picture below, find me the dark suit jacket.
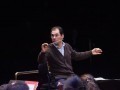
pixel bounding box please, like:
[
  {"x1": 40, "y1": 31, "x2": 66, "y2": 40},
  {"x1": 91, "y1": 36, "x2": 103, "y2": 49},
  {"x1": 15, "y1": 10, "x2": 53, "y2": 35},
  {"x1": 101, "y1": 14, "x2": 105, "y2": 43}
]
[{"x1": 38, "y1": 43, "x2": 92, "y2": 78}]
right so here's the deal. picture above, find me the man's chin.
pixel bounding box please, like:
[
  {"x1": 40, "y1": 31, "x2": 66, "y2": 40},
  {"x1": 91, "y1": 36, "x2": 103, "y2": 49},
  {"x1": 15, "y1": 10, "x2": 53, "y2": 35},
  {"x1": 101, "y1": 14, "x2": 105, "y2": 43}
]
[
  {"x1": 52, "y1": 40, "x2": 62, "y2": 44},
  {"x1": 52, "y1": 41, "x2": 58, "y2": 45},
  {"x1": 54, "y1": 41, "x2": 58, "y2": 44},
  {"x1": 52, "y1": 41, "x2": 56, "y2": 43}
]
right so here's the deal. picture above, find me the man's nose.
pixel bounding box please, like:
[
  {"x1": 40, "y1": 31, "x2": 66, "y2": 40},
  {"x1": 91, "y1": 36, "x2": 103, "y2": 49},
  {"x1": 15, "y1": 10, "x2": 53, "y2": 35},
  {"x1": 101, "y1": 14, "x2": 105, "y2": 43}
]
[{"x1": 53, "y1": 36, "x2": 56, "y2": 38}]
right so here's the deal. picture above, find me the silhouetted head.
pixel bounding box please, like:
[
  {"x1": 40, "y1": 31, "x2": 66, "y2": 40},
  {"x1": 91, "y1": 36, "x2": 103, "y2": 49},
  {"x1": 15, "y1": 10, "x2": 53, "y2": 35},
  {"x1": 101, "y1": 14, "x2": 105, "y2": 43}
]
[
  {"x1": 6, "y1": 81, "x2": 29, "y2": 90},
  {"x1": 81, "y1": 74, "x2": 100, "y2": 90},
  {"x1": 63, "y1": 75, "x2": 85, "y2": 90}
]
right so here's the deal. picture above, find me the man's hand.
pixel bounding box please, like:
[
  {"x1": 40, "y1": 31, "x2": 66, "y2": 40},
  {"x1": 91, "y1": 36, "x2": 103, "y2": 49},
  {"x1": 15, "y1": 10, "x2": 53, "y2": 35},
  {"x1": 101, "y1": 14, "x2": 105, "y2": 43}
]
[
  {"x1": 41, "y1": 43, "x2": 49, "y2": 53},
  {"x1": 92, "y1": 48, "x2": 102, "y2": 55}
]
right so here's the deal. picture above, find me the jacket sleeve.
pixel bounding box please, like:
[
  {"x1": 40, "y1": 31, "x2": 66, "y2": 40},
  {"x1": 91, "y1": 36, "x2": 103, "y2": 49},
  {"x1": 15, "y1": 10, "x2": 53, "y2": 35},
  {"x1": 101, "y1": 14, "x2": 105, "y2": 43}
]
[
  {"x1": 37, "y1": 52, "x2": 47, "y2": 64},
  {"x1": 71, "y1": 50, "x2": 92, "y2": 61},
  {"x1": 67, "y1": 43, "x2": 92, "y2": 61}
]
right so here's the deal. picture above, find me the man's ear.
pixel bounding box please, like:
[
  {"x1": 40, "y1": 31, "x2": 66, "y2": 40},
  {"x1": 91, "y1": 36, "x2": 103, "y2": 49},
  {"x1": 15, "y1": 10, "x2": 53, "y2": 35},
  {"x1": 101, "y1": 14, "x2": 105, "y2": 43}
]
[{"x1": 62, "y1": 34, "x2": 64, "y2": 40}]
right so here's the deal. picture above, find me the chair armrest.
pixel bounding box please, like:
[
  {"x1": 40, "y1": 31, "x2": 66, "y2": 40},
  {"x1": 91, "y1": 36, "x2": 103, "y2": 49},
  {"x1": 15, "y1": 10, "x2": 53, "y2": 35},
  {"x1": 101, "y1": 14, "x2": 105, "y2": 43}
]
[{"x1": 15, "y1": 70, "x2": 38, "y2": 80}]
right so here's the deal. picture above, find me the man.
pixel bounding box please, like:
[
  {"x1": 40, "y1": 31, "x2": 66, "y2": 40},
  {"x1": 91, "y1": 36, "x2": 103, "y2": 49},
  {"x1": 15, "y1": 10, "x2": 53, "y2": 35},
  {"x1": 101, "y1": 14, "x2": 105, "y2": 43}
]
[{"x1": 37, "y1": 26, "x2": 102, "y2": 90}]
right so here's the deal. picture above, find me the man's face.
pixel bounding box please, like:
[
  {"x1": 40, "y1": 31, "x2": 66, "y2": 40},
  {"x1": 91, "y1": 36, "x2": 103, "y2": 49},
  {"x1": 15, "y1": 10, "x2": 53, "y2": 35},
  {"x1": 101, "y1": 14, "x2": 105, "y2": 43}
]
[{"x1": 51, "y1": 28, "x2": 64, "y2": 43}]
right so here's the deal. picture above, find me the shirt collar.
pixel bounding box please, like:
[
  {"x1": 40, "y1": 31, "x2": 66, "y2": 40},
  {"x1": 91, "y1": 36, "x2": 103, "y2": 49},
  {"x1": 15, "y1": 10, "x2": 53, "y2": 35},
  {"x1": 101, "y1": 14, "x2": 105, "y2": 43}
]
[{"x1": 53, "y1": 41, "x2": 65, "y2": 49}]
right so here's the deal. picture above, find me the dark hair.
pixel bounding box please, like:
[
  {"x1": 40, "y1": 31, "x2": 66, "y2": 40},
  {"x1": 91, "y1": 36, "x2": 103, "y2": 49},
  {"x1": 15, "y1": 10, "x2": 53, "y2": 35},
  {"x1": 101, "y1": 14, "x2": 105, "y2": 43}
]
[
  {"x1": 6, "y1": 81, "x2": 29, "y2": 90},
  {"x1": 81, "y1": 74, "x2": 101, "y2": 90},
  {"x1": 63, "y1": 75, "x2": 85, "y2": 90},
  {"x1": 0, "y1": 84, "x2": 9, "y2": 90},
  {"x1": 51, "y1": 26, "x2": 64, "y2": 35}
]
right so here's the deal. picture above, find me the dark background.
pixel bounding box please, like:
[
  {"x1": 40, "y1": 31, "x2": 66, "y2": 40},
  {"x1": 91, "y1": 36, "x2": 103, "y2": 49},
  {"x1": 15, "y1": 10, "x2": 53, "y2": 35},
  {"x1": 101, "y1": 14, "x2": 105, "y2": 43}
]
[{"x1": 0, "y1": 0, "x2": 119, "y2": 85}]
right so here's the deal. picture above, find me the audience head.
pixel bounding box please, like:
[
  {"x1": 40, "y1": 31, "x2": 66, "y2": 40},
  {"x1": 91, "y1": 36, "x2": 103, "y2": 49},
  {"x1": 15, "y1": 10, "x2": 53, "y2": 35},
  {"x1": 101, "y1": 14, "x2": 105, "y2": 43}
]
[
  {"x1": 63, "y1": 75, "x2": 85, "y2": 90},
  {"x1": 0, "y1": 81, "x2": 29, "y2": 90},
  {"x1": 7, "y1": 81, "x2": 29, "y2": 90}
]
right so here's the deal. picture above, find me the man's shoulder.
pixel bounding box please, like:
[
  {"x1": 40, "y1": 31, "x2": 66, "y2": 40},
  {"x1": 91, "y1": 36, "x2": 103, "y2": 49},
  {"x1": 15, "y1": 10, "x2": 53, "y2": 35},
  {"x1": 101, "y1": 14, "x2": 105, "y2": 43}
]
[
  {"x1": 64, "y1": 42, "x2": 72, "y2": 47},
  {"x1": 64, "y1": 42, "x2": 70, "y2": 45}
]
